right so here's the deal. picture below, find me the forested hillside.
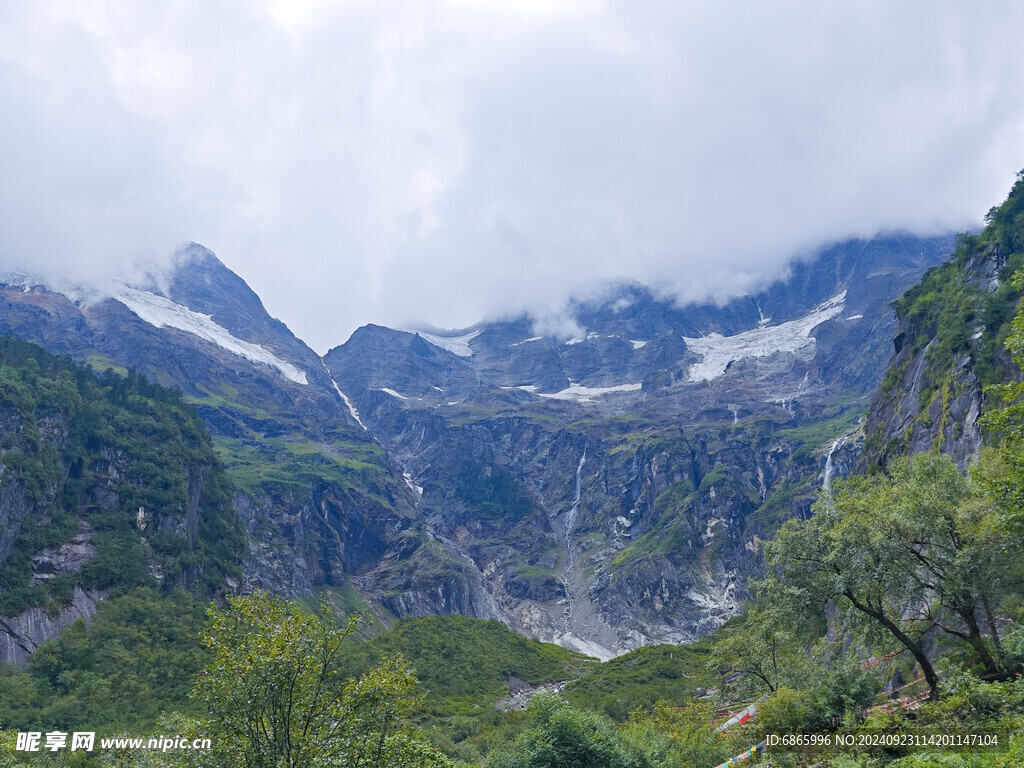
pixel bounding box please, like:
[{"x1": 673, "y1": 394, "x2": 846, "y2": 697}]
[{"x1": 0, "y1": 337, "x2": 242, "y2": 658}]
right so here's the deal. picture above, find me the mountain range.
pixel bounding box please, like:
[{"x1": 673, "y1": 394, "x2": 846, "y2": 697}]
[{"x1": 0, "y1": 232, "x2": 957, "y2": 660}]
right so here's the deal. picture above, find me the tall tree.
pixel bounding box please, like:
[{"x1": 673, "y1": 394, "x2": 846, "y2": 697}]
[
  {"x1": 763, "y1": 453, "x2": 1016, "y2": 700},
  {"x1": 710, "y1": 605, "x2": 799, "y2": 695},
  {"x1": 193, "y1": 591, "x2": 450, "y2": 768}
]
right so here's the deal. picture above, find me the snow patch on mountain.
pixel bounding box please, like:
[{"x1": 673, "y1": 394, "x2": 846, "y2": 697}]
[
  {"x1": 115, "y1": 287, "x2": 308, "y2": 385},
  {"x1": 536, "y1": 382, "x2": 642, "y2": 402},
  {"x1": 414, "y1": 330, "x2": 481, "y2": 357},
  {"x1": 379, "y1": 387, "x2": 412, "y2": 400},
  {"x1": 511, "y1": 336, "x2": 544, "y2": 347},
  {"x1": 403, "y1": 472, "x2": 424, "y2": 497},
  {"x1": 500, "y1": 384, "x2": 539, "y2": 393},
  {"x1": 336, "y1": 387, "x2": 366, "y2": 428},
  {"x1": 321, "y1": 361, "x2": 367, "y2": 430},
  {"x1": 684, "y1": 291, "x2": 846, "y2": 382},
  {"x1": 630, "y1": 339, "x2": 647, "y2": 350}
]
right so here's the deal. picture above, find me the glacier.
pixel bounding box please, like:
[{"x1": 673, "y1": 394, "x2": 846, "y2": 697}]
[{"x1": 684, "y1": 291, "x2": 846, "y2": 382}]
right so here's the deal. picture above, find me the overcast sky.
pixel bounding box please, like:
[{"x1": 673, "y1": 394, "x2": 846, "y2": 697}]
[{"x1": 3, "y1": 1, "x2": 1024, "y2": 352}]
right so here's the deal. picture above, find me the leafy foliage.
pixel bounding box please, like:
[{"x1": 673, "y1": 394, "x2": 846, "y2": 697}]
[
  {"x1": 336, "y1": 615, "x2": 583, "y2": 717},
  {"x1": 621, "y1": 701, "x2": 731, "y2": 768},
  {"x1": 0, "y1": 336, "x2": 243, "y2": 616},
  {"x1": 763, "y1": 452, "x2": 1019, "y2": 700},
  {"x1": 193, "y1": 591, "x2": 451, "y2": 768},
  {"x1": 562, "y1": 644, "x2": 710, "y2": 721},
  {"x1": 851, "y1": 672, "x2": 1024, "y2": 767},
  {"x1": 709, "y1": 605, "x2": 800, "y2": 695},
  {"x1": 0, "y1": 588, "x2": 210, "y2": 733},
  {"x1": 978, "y1": 270, "x2": 1024, "y2": 529},
  {"x1": 486, "y1": 693, "x2": 649, "y2": 768}
]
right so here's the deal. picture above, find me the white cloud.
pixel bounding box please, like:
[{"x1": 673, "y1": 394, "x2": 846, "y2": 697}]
[{"x1": 2, "y1": 1, "x2": 1023, "y2": 352}]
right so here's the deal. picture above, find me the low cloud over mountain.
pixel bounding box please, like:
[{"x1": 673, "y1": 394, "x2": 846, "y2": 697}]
[{"x1": 2, "y1": 1, "x2": 1023, "y2": 350}]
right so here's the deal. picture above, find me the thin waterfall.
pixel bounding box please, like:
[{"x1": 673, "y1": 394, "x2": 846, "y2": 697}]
[{"x1": 822, "y1": 436, "x2": 846, "y2": 494}]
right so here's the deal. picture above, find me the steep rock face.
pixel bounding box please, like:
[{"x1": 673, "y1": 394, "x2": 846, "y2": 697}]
[
  {"x1": 326, "y1": 367, "x2": 839, "y2": 658},
  {"x1": 0, "y1": 586, "x2": 106, "y2": 664},
  {"x1": 864, "y1": 180, "x2": 1024, "y2": 468},
  {"x1": 865, "y1": 343, "x2": 985, "y2": 468},
  {"x1": 327, "y1": 234, "x2": 955, "y2": 656}
]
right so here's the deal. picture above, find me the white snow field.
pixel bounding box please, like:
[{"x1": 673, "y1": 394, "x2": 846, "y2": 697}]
[
  {"x1": 510, "y1": 336, "x2": 543, "y2": 347},
  {"x1": 414, "y1": 329, "x2": 481, "y2": 357},
  {"x1": 535, "y1": 381, "x2": 642, "y2": 402},
  {"x1": 684, "y1": 291, "x2": 846, "y2": 382},
  {"x1": 115, "y1": 287, "x2": 308, "y2": 385}
]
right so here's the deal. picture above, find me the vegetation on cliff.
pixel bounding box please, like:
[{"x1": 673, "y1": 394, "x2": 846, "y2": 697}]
[
  {"x1": 0, "y1": 336, "x2": 243, "y2": 617},
  {"x1": 868, "y1": 172, "x2": 1024, "y2": 463}
]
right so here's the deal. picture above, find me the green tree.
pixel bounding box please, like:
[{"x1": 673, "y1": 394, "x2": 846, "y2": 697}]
[
  {"x1": 192, "y1": 591, "x2": 450, "y2": 768},
  {"x1": 710, "y1": 604, "x2": 803, "y2": 695},
  {"x1": 487, "y1": 693, "x2": 649, "y2": 768},
  {"x1": 622, "y1": 700, "x2": 728, "y2": 768},
  {"x1": 763, "y1": 453, "x2": 1016, "y2": 700}
]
